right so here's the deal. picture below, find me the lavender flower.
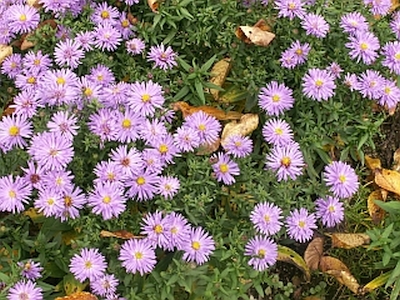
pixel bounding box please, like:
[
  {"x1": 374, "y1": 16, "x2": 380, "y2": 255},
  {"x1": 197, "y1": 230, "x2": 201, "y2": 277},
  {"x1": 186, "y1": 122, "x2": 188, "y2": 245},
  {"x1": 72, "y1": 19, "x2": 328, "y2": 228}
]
[
  {"x1": 274, "y1": 0, "x2": 305, "y2": 20},
  {"x1": 18, "y1": 260, "x2": 43, "y2": 280},
  {"x1": 289, "y1": 40, "x2": 311, "y2": 66},
  {"x1": 90, "y1": 273, "x2": 119, "y2": 298},
  {"x1": 182, "y1": 227, "x2": 215, "y2": 265},
  {"x1": 345, "y1": 31, "x2": 380, "y2": 65},
  {"x1": 6, "y1": 4, "x2": 40, "y2": 34},
  {"x1": 343, "y1": 73, "x2": 359, "y2": 91},
  {"x1": 244, "y1": 236, "x2": 278, "y2": 271},
  {"x1": 7, "y1": 280, "x2": 42, "y2": 300},
  {"x1": 75, "y1": 31, "x2": 95, "y2": 51},
  {"x1": 262, "y1": 118, "x2": 294, "y2": 147},
  {"x1": 91, "y1": 2, "x2": 120, "y2": 26},
  {"x1": 327, "y1": 62, "x2": 343, "y2": 79},
  {"x1": 382, "y1": 41, "x2": 400, "y2": 75},
  {"x1": 89, "y1": 64, "x2": 115, "y2": 86},
  {"x1": 323, "y1": 161, "x2": 359, "y2": 199},
  {"x1": 286, "y1": 208, "x2": 317, "y2": 243},
  {"x1": 250, "y1": 202, "x2": 283, "y2": 236},
  {"x1": 125, "y1": 170, "x2": 159, "y2": 201},
  {"x1": 47, "y1": 111, "x2": 79, "y2": 141},
  {"x1": 1, "y1": 53, "x2": 23, "y2": 79},
  {"x1": 379, "y1": 79, "x2": 400, "y2": 109},
  {"x1": 163, "y1": 212, "x2": 191, "y2": 251},
  {"x1": 34, "y1": 188, "x2": 64, "y2": 217},
  {"x1": 0, "y1": 114, "x2": 32, "y2": 150},
  {"x1": 390, "y1": 13, "x2": 400, "y2": 39},
  {"x1": 340, "y1": 12, "x2": 369, "y2": 34},
  {"x1": 0, "y1": 175, "x2": 32, "y2": 214},
  {"x1": 141, "y1": 211, "x2": 171, "y2": 248},
  {"x1": 357, "y1": 69, "x2": 385, "y2": 100},
  {"x1": 54, "y1": 38, "x2": 84, "y2": 69},
  {"x1": 69, "y1": 248, "x2": 107, "y2": 283},
  {"x1": 315, "y1": 196, "x2": 344, "y2": 227},
  {"x1": 147, "y1": 44, "x2": 178, "y2": 70},
  {"x1": 259, "y1": 81, "x2": 295, "y2": 116},
  {"x1": 22, "y1": 50, "x2": 52, "y2": 74},
  {"x1": 157, "y1": 176, "x2": 180, "y2": 199},
  {"x1": 58, "y1": 185, "x2": 87, "y2": 222},
  {"x1": 119, "y1": 239, "x2": 157, "y2": 275},
  {"x1": 222, "y1": 135, "x2": 253, "y2": 158},
  {"x1": 364, "y1": 0, "x2": 391, "y2": 16},
  {"x1": 185, "y1": 111, "x2": 222, "y2": 145},
  {"x1": 93, "y1": 23, "x2": 122, "y2": 52},
  {"x1": 173, "y1": 125, "x2": 201, "y2": 152},
  {"x1": 126, "y1": 38, "x2": 145, "y2": 55},
  {"x1": 302, "y1": 68, "x2": 336, "y2": 101},
  {"x1": 211, "y1": 152, "x2": 240, "y2": 185},
  {"x1": 128, "y1": 81, "x2": 165, "y2": 117},
  {"x1": 301, "y1": 13, "x2": 329, "y2": 38},
  {"x1": 110, "y1": 145, "x2": 143, "y2": 176}
]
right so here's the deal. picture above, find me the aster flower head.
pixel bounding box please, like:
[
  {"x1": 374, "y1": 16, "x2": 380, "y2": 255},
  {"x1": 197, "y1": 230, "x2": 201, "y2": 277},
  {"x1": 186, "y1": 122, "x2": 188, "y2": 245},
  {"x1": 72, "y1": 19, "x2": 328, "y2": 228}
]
[
  {"x1": 343, "y1": 73, "x2": 359, "y2": 91},
  {"x1": 182, "y1": 227, "x2": 215, "y2": 265},
  {"x1": 54, "y1": 38, "x2": 84, "y2": 70},
  {"x1": 42, "y1": 169, "x2": 74, "y2": 193},
  {"x1": 91, "y1": 2, "x2": 120, "y2": 26},
  {"x1": 286, "y1": 208, "x2": 317, "y2": 243},
  {"x1": 364, "y1": 0, "x2": 391, "y2": 16},
  {"x1": 7, "y1": 280, "x2": 42, "y2": 300},
  {"x1": 274, "y1": 0, "x2": 306, "y2": 20},
  {"x1": 151, "y1": 133, "x2": 179, "y2": 164},
  {"x1": 262, "y1": 118, "x2": 294, "y2": 147},
  {"x1": 173, "y1": 125, "x2": 201, "y2": 152},
  {"x1": 139, "y1": 118, "x2": 168, "y2": 145},
  {"x1": 110, "y1": 145, "x2": 144, "y2": 176},
  {"x1": 0, "y1": 175, "x2": 32, "y2": 214},
  {"x1": 288, "y1": 40, "x2": 311, "y2": 65},
  {"x1": 119, "y1": 239, "x2": 157, "y2": 276},
  {"x1": 69, "y1": 248, "x2": 107, "y2": 283},
  {"x1": 125, "y1": 170, "x2": 159, "y2": 201},
  {"x1": 258, "y1": 81, "x2": 295, "y2": 116},
  {"x1": 265, "y1": 142, "x2": 304, "y2": 181},
  {"x1": 126, "y1": 38, "x2": 146, "y2": 55},
  {"x1": 250, "y1": 202, "x2": 283, "y2": 236},
  {"x1": 157, "y1": 176, "x2": 180, "y2": 199},
  {"x1": 1, "y1": 53, "x2": 23, "y2": 79},
  {"x1": 94, "y1": 160, "x2": 126, "y2": 186},
  {"x1": 345, "y1": 31, "x2": 380, "y2": 65},
  {"x1": 75, "y1": 30, "x2": 95, "y2": 51},
  {"x1": 93, "y1": 23, "x2": 122, "y2": 52},
  {"x1": 47, "y1": 110, "x2": 79, "y2": 141},
  {"x1": 128, "y1": 80, "x2": 165, "y2": 117},
  {"x1": 18, "y1": 260, "x2": 43, "y2": 280},
  {"x1": 340, "y1": 12, "x2": 369, "y2": 34},
  {"x1": 323, "y1": 161, "x2": 359, "y2": 199},
  {"x1": 58, "y1": 185, "x2": 87, "y2": 222},
  {"x1": 88, "y1": 108, "x2": 118, "y2": 143},
  {"x1": 0, "y1": 114, "x2": 33, "y2": 151},
  {"x1": 115, "y1": 12, "x2": 135, "y2": 40},
  {"x1": 301, "y1": 13, "x2": 329, "y2": 38},
  {"x1": 89, "y1": 64, "x2": 115, "y2": 87},
  {"x1": 148, "y1": 43, "x2": 178, "y2": 70},
  {"x1": 222, "y1": 135, "x2": 253, "y2": 158},
  {"x1": 100, "y1": 82, "x2": 131, "y2": 108},
  {"x1": 185, "y1": 111, "x2": 222, "y2": 146},
  {"x1": 378, "y1": 79, "x2": 400, "y2": 109},
  {"x1": 6, "y1": 4, "x2": 40, "y2": 34},
  {"x1": 327, "y1": 62, "x2": 343, "y2": 79},
  {"x1": 244, "y1": 236, "x2": 278, "y2": 271},
  {"x1": 163, "y1": 212, "x2": 191, "y2": 251},
  {"x1": 34, "y1": 188, "x2": 64, "y2": 217},
  {"x1": 357, "y1": 69, "x2": 385, "y2": 100},
  {"x1": 382, "y1": 41, "x2": 400, "y2": 75},
  {"x1": 21, "y1": 160, "x2": 45, "y2": 190},
  {"x1": 211, "y1": 152, "x2": 240, "y2": 185},
  {"x1": 22, "y1": 50, "x2": 52, "y2": 74},
  {"x1": 141, "y1": 148, "x2": 166, "y2": 175},
  {"x1": 302, "y1": 68, "x2": 336, "y2": 101},
  {"x1": 315, "y1": 196, "x2": 344, "y2": 227},
  {"x1": 279, "y1": 49, "x2": 297, "y2": 69},
  {"x1": 90, "y1": 273, "x2": 119, "y2": 298},
  {"x1": 390, "y1": 13, "x2": 400, "y2": 39},
  {"x1": 141, "y1": 211, "x2": 171, "y2": 249},
  {"x1": 14, "y1": 70, "x2": 42, "y2": 92}
]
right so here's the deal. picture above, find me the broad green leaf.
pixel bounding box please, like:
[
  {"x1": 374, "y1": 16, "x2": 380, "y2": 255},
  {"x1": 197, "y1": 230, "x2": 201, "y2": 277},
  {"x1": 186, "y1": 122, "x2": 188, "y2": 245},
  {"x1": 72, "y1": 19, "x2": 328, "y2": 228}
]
[{"x1": 376, "y1": 200, "x2": 400, "y2": 215}]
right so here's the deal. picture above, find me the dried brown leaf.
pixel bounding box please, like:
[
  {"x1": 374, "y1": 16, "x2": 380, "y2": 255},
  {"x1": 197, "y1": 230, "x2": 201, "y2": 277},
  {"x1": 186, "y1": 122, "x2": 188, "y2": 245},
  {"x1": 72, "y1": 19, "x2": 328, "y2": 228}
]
[
  {"x1": 147, "y1": 0, "x2": 159, "y2": 13},
  {"x1": 209, "y1": 58, "x2": 231, "y2": 100},
  {"x1": 100, "y1": 230, "x2": 143, "y2": 239},
  {"x1": 304, "y1": 236, "x2": 324, "y2": 271},
  {"x1": 330, "y1": 233, "x2": 370, "y2": 249},
  {"x1": 368, "y1": 190, "x2": 386, "y2": 224},
  {"x1": 172, "y1": 102, "x2": 242, "y2": 120},
  {"x1": 393, "y1": 148, "x2": 400, "y2": 172},
  {"x1": 235, "y1": 19, "x2": 275, "y2": 47},
  {"x1": 196, "y1": 139, "x2": 220, "y2": 156},
  {"x1": 319, "y1": 256, "x2": 350, "y2": 273},
  {"x1": 325, "y1": 269, "x2": 360, "y2": 294},
  {"x1": 365, "y1": 155, "x2": 381, "y2": 171},
  {"x1": 0, "y1": 44, "x2": 12, "y2": 64},
  {"x1": 375, "y1": 168, "x2": 400, "y2": 196},
  {"x1": 220, "y1": 114, "x2": 259, "y2": 146},
  {"x1": 55, "y1": 292, "x2": 98, "y2": 300}
]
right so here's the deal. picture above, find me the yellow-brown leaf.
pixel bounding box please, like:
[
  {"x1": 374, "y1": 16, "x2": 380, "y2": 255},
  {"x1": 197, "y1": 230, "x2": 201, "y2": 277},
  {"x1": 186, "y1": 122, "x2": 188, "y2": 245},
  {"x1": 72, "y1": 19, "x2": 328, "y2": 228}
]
[
  {"x1": 235, "y1": 19, "x2": 275, "y2": 47},
  {"x1": 304, "y1": 236, "x2": 324, "y2": 271},
  {"x1": 100, "y1": 230, "x2": 143, "y2": 239},
  {"x1": 277, "y1": 245, "x2": 311, "y2": 281},
  {"x1": 325, "y1": 269, "x2": 360, "y2": 294},
  {"x1": 147, "y1": 0, "x2": 159, "y2": 13},
  {"x1": 393, "y1": 148, "x2": 400, "y2": 172},
  {"x1": 209, "y1": 58, "x2": 231, "y2": 100},
  {"x1": 374, "y1": 168, "x2": 400, "y2": 196},
  {"x1": 172, "y1": 101, "x2": 242, "y2": 120},
  {"x1": 0, "y1": 44, "x2": 12, "y2": 64},
  {"x1": 55, "y1": 292, "x2": 98, "y2": 300},
  {"x1": 319, "y1": 256, "x2": 350, "y2": 273},
  {"x1": 367, "y1": 190, "x2": 386, "y2": 224},
  {"x1": 220, "y1": 114, "x2": 259, "y2": 146},
  {"x1": 365, "y1": 155, "x2": 381, "y2": 171},
  {"x1": 330, "y1": 233, "x2": 370, "y2": 249}
]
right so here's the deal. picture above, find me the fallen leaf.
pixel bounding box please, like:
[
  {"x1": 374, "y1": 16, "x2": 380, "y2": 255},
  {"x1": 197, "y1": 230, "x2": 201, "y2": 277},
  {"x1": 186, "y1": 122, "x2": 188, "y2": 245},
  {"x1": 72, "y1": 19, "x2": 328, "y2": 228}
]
[
  {"x1": 325, "y1": 269, "x2": 360, "y2": 294},
  {"x1": 393, "y1": 148, "x2": 400, "y2": 172},
  {"x1": 319, "y1": 256, "x2": 350, "y2": 273},
  {"x1": 235, "y1": 19, "x2": 275, "y2": 47},
  {"x1": 304, "y1": 236, "x2": 324, "y2": 271},
  {"x1": 220, "y1": 114, "x2": 259, "y2": 146},
  {"x1": 147, "y1": 0, "x2": 159, "y2": 13},
  {"x1": 218, "y1": 86, "x2": 248, "y2": 104},
  {"x1": 390, "y1": 0, "x2": 400, "y2": 12},
  {"x1": 55, "y1": 292, "x2": 97, "y2": 300},
  {"x1": 361, "y1": 271, "x2": 391, "y2": 294},
  {"x1": 172, "y1": 101, "x2": 242, "y2": 120},
  {"x1": 208, "y1": 58, "x2": 231, "y2": 100},
  {"x1": 26, "y1": 0, "x2": 41, "y2": 8},
  {"x1": 0, "y1": 44, "x2": 12, "y2": 64},
  {"x1": 330, "y1": 233, "x2": 370, "y2": 249},
  {"x1": 277, "y1": 245, "x2": 311, "y2": 281},
  {"x1": 100, "y1": 230, "x2": 143, "y2": 239},
  {"x1": 368, "y1": 190, "x2": 386, "y2": 224},
  {"x1": 374, "y1": 168, "x2": 400, "y2": 196},
  {"x1": 196, "y1": 139, "x2": 220, "y2": 156},
  {"x1": 365, "y1": 155, "x2": 381, "y2": 171}
]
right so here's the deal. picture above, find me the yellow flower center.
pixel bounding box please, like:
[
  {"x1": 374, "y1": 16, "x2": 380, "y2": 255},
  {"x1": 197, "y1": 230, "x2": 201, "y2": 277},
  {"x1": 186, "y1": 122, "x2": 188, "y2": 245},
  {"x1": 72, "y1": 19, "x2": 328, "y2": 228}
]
[
  {"x1": 315, "y1": 79, "x2": 323, "y2": 87},
  {"x1": 298, "y1": 220, "x2": 305, "y2": 228},
  {"x1": 64, "y1": 196, "x2": 72, "y2": 207},
  {"x1": 295, "y1": 49, "x2": 303, "y2": 55},
  {"x1": 281, "y1": 156, "x2": 291, "y2": 167},
  {"x1": 135, "y1": 252, "x2": 143, "y2": 259},
  {"x1": 49, "y1": 149, "x2": 59, "y2": 157},
  {"x1": 159, "y1": 144, "x2": 168, "y2": 154},
  {"x1": 27, "y1": 77, "x2": 36, "y2": 84},
  {"x1": 339, "y1": 175, "x2": 346, "y2": 183},
  {"x1": 47, "y1": 198, "x2": 54, "y2": 205},
  {"x1": 258, "y1": 249, "x2": 266, "y2": 258},
  {"x1": 121, "y1": 19, "x2": 129, "y2": 28},
  {"x1": 122, "y1": 119, "x2": 131, "y2": 128},
  {"x1": 264, "y1": 214, "x2": 270, "y2": 222},
  {"x1": 122, "y1": 158, "x2": 130, "y2": 166},
  {"x1": 395, "y1": 52, "x2": 400, "y2": 60},
  {"x1": 192, "y1": 241, "x2": 201, "y2": 250},
  {"x1": 56, "y1": 177, "x2": 63, "y2": 186},
  {"x1": 84, "y1": 261, "x2": 92, "y2": 269},
  {"x1": 97, "y1": 75, "x2": 103, "y2": 81},
  {"x1": 164, "y1": 184, "x2": 172, "y2": 191},
  {"x1": 9, "y1": 190, "x2": 16, "y2": 199},
  {"x1": 385, "y1": 87, "x2": 391, "y2": 94},
  {"x1": 107, "y1": 173, "x2": 115, "y2": 180},
  {"x1": 274, "y1": 128, "x2": 283, "y2": 135},
  {"x1": 34, "y1": 59, "x2": 40, "y2": 66},
  {"x1": 136, "y1": 176, "x2": 145, "y2": 185},
  {"x1": 219, "y1": 163, "x2": 229, "y2": 173},
  {"x1": 84, "y1": 87, "x2": 93, "y2": 96},
  {"x1": 11, "y1": 62, "x2": 17, "y2": 68},
  {"x1": 101, "y1": 11, "x2": 110, "y2": 19},
  {"x1": 328, "y1": 205, "x2": 335, "y2": 212},
  {"x1": 9, "y1": 126, "x2": 19, "y2": 136},
  {"x1": 103, "y1": 196, "x2": 111, "y2": 204},
  {"x1": 234, "y1": 141, "x2": 242, "y2": 147},
  {"x1": 19, "y1": 14, "x2": 27, "y2": 21},
  {"x1": 289, "y1": 2, "x2": 296, "y2": 9},
  {"x1": 141, "y1": 94, "x2": 151, "y2": 102},
  {"x1": 272, "y1": 95, "x2": 280, "y2": 102},
  {"x1": 198, "y1": 124, "x2": 206, "y2": 131},
  {"x1": 154, "y1": 224, "x2": 163, "y2": 234},
  {"x1": 57, "y1": 77, "x2": 65, "y2": 85},
  {"x1": 171, "y1": 227, "x2": 178, "y2": 234},
  {"x1": 360, "y1": 43, "x2": 368, "y2": 50}
]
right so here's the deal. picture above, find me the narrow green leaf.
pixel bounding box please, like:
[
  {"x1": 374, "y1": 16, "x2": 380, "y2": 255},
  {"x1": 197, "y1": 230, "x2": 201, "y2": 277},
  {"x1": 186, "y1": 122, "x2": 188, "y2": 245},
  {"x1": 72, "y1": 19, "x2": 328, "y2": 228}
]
[
  {"x1": 376, "y1": 200, "x2": 400, "y2": 214},
  {"x1": 200, "y1": 55, "x2": 216, "y2": 73},
  {"x1": 195, "y1": 80, "x2": 205, "y2": 105},
  {"x1": 173, "y1": 86, "x2": 190, "y2": 101},
  {"x1": 163, "y1": 29, "x2": 177, "y2": 44}
]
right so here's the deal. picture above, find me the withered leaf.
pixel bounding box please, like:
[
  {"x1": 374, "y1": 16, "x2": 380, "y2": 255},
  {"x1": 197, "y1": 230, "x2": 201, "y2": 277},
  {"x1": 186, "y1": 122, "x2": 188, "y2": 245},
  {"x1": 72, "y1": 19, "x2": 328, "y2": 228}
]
[
  {"x1": 365, "y1": 155, "x2": 381, "y2": 171},
  {"x1": 147, "y1": 0, "x2": 159, "y2": 13},
  {"x1": 374, "y1": 168, "x2": 400, "y2": 196},
  {"x1": 367, "y1": 190, "x2": 386, "y2": 224},
  {"x1": 319, "y1": 256, "x2": 350, "y2": 273},
  {"x1": 196, "y1": 139, "x2": 220, "y2": 156},
  {"x1": 361, "y1": 271, "x2": 391, "y2": 294},
  {"x1": 330, "y1": 233, "x2": 370, "y2": 249},
  {"x1": 55, "y1": 292, "x2": 98, "y2": 300},
  {"x1": 220, "y1": 114, "x2": 259, "y2": 146},
  {"x1": 172, "y1": 101, "x2": 242, "y2": 120},
  {"x1": 277, "y1": 245, "x2": 311, "y2": 281},
  {"x1": 390, "y1": 0, "x2": 400, "y2": 12},
  {"x1": 304, "y1": 236, "x2": 324, "y2": 271},
  {"x1": 235, "y1": 19, "x2": 275, "y2": 47},
  {"x1": 0, "y1": 44, "x2": 12, "y2": 64},
  {"x1": 325, "y1": 269, "x2": 360, "y2": 294},
  {"x1": 393, "y1": 148, "x2": 400, "y2": 172},
  {"x1": 100, "y1": 230, "x2": 143, "y2": 239},
  {"x1": 208, "y1": 58, "x2": 231, "y2": 100}
]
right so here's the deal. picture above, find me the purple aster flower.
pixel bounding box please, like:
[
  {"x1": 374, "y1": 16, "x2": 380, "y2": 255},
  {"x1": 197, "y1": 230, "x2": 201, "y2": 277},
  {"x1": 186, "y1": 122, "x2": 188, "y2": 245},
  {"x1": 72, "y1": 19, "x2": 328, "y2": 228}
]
[
  {"x1": 343, "y1": 73, "x2": 359, "y2": 91},
  {"x1": 301, "y1": 13, "x2": 329, "y2": 38},
  {"x1": 47, "y1": 111, "x2": 79, "y2": 141},
  {"x1": 34, "y1": 188, "x2": 64, "y2": 217},
  {"x1": 148, "y1": 44, "x2": 178, "y2": 70},
  {"x1": 110, "y1": 145, "x2": 143, "y2": 176},
  {"x1": 91, "y1": 2, "x2": 120, "y2": 26},
  {"x1": 119, "y1": 239, "x2": 157, "y2": 276},
  {"x1": 126, "y1": 38, "x2": 145, "y2": 55},
  {"x1": 0, "y1": 114, "x2": 32, "y2": 150},
  {"x1": 128, "y1": 80, "x2": 165, "y2": 117},
  {"x1": 0, "y1": 20, "x2": 15, "y2": 44},
  {"x1": 22, "y1": 50, "x2": 52, "y2": 74},
  {"x1": 390, "y1": 13, "x2": 400, "y2": 39},
  {"x1": 58, "y1": 185, "x2": 87, "y2": 222},
  {"x1": 69, "y1": 248, "x2": 107, "y2": 283},
  {"x1": 18, "y1": 260, "x2": 43, "y2": 280},
  {"x1": 124, "y1": 0, "x2": 139, "y2": 4},
  {"x1": 286, "y1": 208, "x2": 317, "y2": 243},
  {"x1": 1, "y1": 53, "x2": 23, "y2": 79},
  {"x1": 93, "y1": 23, "x2": 122, "y2": 52},
  {"x1": 302, "y1": 68, "x2": 336, "y2": 101},
  {"x1": 139, "y1": 118, "x2": 168, "y2": 145},
  {"x1": 364, "y1": 0, "x2": 391, "y2": 16},
  {"x1": 100, "y1": 82, "x2": 131, "y2": 108},
  {"x1": 279, "y1": 49, "x2": 297, "y2": 69},
  {"x1": 141, "y1": 211, "x2": 171, "y2": 249},
  {"x1": 265, "y1": 142, "x2": 304, "y2": 181},
  {"x1": 6, "y1": 4, "x2": 40, "y2": 34},
  {"x1": 55, "y1": 25, "x2": 72, "y2": 41},
  {"x1": 88, "y1": 108, "x2": 118, "y2": 143},
  {"x1": 29, "y1": 132, "x2": 74, "y2": 171},
  {"x1": 0, "y1": 175, "x2": 32, "y2": 214},
  {"x1": 340, "y1": 12, "x2": 369, "y2": 34},
  {"x1": 140, "y1": 148, "x2": 166, "y2": 174},
  {"x1": 262, "y1": 118, "x2": 293, "y2": 147},
  {"x1": 244, "y1": 236, "x2": 278, "y2": 271},
  {"x1": 258, "y1": 81, "x2": 295, "y2": 116},
  {"x1": 90, "y1": 273, "x2": 119, "y2": 298},
  {"x1": 94, "y1": 160, "x2": 126, "y2": 186},
  {"x1": 75, "y1": 30, "x2": 95, "y2": 51},
  {"x1": 115, "y1": 12, "x2": 135, "y2": 40},
  {"x1": 274, "y1": 0, "x2": 305, "y2": 20},
  {"x1": 42, "y1": 169, "x2": 74, "y2": 193},
  {"x1": 345, "y1": 31, "x2": 380, "y2": 65},
  {"x1": 327, "y1": 62, "x2": 343, "y2": 79},
  {"x1": 21, "y1": 160, "x2": 45, "y2": 190},
  {"x1": 250, "y1": 202, "x2": 283, "y2": 236},
  {"x1": 54, "y1": 38, "x2": 84, "y2": 69},
  {"x1": 157, "y1": 176, "x2": 180, "y2": 199},
  {"x1": 10, "y1": 90, "x2": 37, "y2": 119},
  {"x1": 77, "y1": 76, "x2": 103, "y2": 106},
  {"x1": 88, "y1": 182, "x2": 127, "y2": 220},
  {"x1": 173, "y1": 125, "x2": 201, "y2": 152},
  {"x1": 14, "y1": 70, "x2": 42, "y2": 92},
  {"x1": 382, "y1": 41, "x2": 400, "y2": 75},
  {"x1": 182, "y1": 227, "x2": 215, "y2": 265},
  {"x1": 163, "y1": 212, "x2": 191, "y2": 251},
  {"x1": 289, "y1": 40, "x2": 311, "y2": 65},
  {"x1": 315, "y1": 196, "x2": 344, "y2": 227},
  {"x1": 184, "y1": 111, "x2": 222, "y2": 145},
  {"x1": 151, "y1": 133, "x2": 179, "y2": 164},
  {"x1": 89, "y1": 64, "x2": 115, "y2": 86},
  {"x1": 323, "y1": 161, "x2": 359, "y2": 199},
  {"x1": 222, "y1": 135, "x2": 253, "y2": 158},
  {"x1": 125, "y1": 170, "x2": 159, "y2": 201},
  {"x1": 357, "y1": 69, "x2": 385, "y2": 100},
  {"x1": 7, "y1": 280, "x2": 42, "y2": 300},
  {"x1": 211, "y1": 152, "x2": 240, "y2": 185},
  {"x1": 378, "y1": 79, "x2": 400, "y2": 109}
]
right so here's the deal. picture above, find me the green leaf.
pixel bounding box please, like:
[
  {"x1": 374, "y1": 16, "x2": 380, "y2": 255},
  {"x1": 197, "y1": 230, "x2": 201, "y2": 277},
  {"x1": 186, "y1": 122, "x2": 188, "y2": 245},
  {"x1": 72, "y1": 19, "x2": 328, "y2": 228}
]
[
  {"x1": 180, "y1": 7, "x2": 193, "y2": 19},
  {"x1": 163, "y1": 29, "x2": 177, "y2": 44},
  {"x1": 177, "y1": 57, "x2": 191, "y2": 72},
  {"x1": 376, "y1": 200, "x2": 400, "y2": 214},
  {"x1": 173, "y1": 86, "x2": 190, "y2": 101},
  {"x1": 357, "y1": 133, "x2": 369, "y2": 150},
  {"x1": 200, "y1": 55, "x2": 216, "y2": 73},
  {"x1": 195, "y1": 80, "x2": 205, "y2": 105},
  {"x1": 387, "y1": 260, "x2": 400, "y2": 288}
]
